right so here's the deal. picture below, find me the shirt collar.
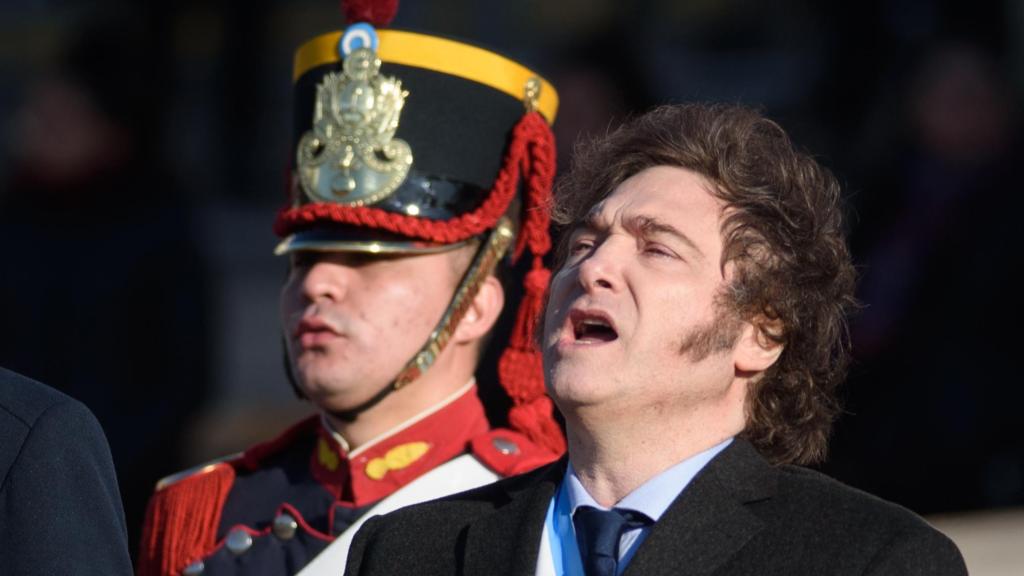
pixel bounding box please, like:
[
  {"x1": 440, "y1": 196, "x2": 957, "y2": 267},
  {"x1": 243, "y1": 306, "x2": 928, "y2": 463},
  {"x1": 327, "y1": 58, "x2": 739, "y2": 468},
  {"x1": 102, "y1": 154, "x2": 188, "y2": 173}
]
[{"x1": 564, "y1": 437, "x2": 733, "y2": 521}]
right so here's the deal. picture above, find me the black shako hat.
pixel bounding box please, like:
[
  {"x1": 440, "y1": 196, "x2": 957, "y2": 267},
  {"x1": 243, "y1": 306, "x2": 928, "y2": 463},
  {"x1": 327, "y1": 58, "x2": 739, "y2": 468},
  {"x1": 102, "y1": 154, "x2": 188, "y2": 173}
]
[{"x1": 274, "y1": 8, "x2": 558, "y2": 254}]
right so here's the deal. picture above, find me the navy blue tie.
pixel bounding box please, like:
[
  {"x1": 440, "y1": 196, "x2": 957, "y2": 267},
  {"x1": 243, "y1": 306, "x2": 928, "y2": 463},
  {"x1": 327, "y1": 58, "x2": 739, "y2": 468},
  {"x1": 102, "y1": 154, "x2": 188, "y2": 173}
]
[{"x1": 573, "y1": 506, "x2": 651, "y2": 576}]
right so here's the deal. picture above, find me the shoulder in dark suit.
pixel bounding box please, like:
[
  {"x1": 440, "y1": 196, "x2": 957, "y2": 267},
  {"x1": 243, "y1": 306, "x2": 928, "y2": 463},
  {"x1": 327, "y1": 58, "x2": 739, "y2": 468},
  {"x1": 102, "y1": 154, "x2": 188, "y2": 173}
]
[
  {"x1": 345, "y1": 439, "x2": 966, "y2": 576},
  {"x1": 0, "y1": 367, "x2": 133, "y2": 576}
]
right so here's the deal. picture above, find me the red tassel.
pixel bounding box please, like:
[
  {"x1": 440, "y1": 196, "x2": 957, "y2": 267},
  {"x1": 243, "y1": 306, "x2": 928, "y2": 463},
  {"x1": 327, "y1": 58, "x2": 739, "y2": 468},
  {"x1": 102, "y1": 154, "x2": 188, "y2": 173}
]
[
  {"x1": 137, "y1": 464, "x2": 235, "y2": 576},
  {"x1": 508, "y1": 395, "x2": 565, "y2": 455},
  {"x1": 498, "y1": 256, "x2": 566, "y2": 455},
  {"x1": 494, "y1": 113, "x2": 565, "y2": 456},
  {"x1": 340, "y1": 0, "x2": 398, "y2": 27},
  {"x1": 497, "y1": 268, "x2": 566, "y2": 456}
]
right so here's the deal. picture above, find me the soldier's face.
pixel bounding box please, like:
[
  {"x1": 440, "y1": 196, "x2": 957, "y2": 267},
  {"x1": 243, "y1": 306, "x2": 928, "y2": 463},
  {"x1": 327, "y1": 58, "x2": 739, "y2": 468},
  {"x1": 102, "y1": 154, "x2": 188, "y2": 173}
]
[
  {"x1": 542, "y1": 166, "x2": 743, "y2": 421},
  {"x1": 280, "y1": 249, "x2": 461, "y2": 413}
]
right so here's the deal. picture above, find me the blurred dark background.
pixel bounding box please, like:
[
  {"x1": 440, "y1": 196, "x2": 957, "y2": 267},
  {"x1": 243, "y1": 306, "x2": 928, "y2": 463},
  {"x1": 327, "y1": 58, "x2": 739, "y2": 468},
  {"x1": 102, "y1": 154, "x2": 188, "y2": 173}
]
[{"x1": 2, "y1": 0, "x2": 1021, "y2": 561}]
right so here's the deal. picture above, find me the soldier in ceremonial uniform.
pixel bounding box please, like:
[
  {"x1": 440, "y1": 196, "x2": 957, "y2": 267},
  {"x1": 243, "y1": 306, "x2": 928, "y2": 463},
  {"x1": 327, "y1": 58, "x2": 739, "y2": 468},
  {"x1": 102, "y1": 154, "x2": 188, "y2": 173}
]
[{"x1": 137, "y1": 1, "x2": 565, "y2": 574}]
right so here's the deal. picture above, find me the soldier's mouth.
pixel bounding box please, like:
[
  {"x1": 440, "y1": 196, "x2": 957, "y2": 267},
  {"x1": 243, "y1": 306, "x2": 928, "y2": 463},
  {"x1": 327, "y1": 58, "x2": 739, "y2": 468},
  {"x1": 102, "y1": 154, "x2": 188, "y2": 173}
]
[
  {"x1": 295, "y1": 317, "x2": 340, "y2": 338},
  {"x1": 294, "y1": 317, "x2": 344, "y2": 348}
]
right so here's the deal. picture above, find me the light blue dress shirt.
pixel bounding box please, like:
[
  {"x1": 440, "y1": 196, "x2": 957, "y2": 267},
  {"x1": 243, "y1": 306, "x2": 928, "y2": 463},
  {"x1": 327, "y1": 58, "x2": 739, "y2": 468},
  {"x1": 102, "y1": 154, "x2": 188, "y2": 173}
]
[{"x1": 543, "y1": 438, "x2": 732, "y2": 576}]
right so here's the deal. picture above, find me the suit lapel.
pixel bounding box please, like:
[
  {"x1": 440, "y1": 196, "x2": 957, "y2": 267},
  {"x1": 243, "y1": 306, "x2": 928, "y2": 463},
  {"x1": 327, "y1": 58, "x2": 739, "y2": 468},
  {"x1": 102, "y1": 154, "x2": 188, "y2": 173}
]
[
  {"x1": 461, "y1": 459, "x2": 567, "y2": 576},
  {"x1": 623, "y1": 439, "x2": 777, "y2": 576}
]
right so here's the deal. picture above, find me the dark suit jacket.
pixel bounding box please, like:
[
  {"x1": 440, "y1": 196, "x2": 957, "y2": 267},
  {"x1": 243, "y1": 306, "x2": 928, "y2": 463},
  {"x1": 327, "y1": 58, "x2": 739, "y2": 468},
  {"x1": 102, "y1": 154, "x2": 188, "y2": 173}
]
[
  {"x1": 346, "y1": 439, "x2": 966, "y2": 575},
  {"x1": 0, "y1": 367, "x2": 133, "y2": 576}
]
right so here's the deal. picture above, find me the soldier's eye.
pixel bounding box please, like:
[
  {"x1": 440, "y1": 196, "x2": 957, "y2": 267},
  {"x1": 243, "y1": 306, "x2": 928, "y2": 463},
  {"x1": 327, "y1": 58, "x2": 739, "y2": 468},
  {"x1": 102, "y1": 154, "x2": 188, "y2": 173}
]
[{"x1": 290, "y1": 253, "x2": 317, "y2": 269}]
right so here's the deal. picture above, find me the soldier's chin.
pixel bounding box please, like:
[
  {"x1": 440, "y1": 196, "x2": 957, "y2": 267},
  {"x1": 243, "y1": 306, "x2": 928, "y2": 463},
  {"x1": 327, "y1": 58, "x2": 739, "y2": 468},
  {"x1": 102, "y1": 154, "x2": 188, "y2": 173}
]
[
  {"x1": 295, "y1": 370, "x2": 343, "y2": 403},
  {"x1": 299, "y1": 379, "x2": 363, "y2": 412},
  {"x1": 298, "y1": 375, "x2": 333, "y2": 396},
  {"x1": 307, "y1": 393, "x2": 357, "y2": 418}
]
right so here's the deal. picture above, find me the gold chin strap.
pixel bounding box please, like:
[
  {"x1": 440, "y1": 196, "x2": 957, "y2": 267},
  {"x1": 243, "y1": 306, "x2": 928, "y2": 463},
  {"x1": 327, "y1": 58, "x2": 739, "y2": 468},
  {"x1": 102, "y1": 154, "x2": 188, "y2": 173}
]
[
  {"x1": 329, "y1": 217, "x2": 515, "y2": 421},
  {"x1": 394, "y1": 216, "x2": 515, "y2": 386}
]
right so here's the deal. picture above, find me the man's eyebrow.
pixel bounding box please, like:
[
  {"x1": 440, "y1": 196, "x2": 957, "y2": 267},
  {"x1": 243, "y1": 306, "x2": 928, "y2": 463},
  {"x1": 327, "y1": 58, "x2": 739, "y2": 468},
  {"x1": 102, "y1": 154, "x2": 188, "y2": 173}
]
[
  {"x1": 578, "y1": 210, "x2": 609, "y2": 233},
  {"x1": 627, "y1": 214, "x2": 704, "y2": 257}
]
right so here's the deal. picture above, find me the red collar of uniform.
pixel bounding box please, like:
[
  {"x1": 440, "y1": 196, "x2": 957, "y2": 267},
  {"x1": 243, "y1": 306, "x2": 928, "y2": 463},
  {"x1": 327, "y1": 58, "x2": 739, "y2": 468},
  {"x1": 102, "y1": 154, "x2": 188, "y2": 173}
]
[{"x1": 310, "y1": 382, "x2": 489, "y2": 506}]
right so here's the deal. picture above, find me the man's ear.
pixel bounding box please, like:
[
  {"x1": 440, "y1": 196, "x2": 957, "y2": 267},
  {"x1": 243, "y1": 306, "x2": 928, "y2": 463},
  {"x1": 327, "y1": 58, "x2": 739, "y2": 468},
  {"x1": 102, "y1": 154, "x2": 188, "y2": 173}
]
[
  {"x1": 452, "y1": 276, "x2": 505, "y2": 345},
  {"x1": 734, "y1": 318, "x2": 784, "y2": 374}
]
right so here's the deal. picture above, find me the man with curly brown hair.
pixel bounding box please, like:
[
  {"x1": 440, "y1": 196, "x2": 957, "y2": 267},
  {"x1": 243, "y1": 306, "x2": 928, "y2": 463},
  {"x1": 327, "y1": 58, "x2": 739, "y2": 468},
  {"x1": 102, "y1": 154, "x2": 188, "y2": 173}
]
[{"x1": 344, "y1": 103, "x2": 968, "y2": 576}]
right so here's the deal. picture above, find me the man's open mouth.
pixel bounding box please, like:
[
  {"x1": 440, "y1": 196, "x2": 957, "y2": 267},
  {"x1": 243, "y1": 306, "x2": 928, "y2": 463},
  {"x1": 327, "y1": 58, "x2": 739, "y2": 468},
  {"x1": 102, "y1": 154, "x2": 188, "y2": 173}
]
[{"x1": 571, "y1": 310, "x2": 619, "y2": 343}]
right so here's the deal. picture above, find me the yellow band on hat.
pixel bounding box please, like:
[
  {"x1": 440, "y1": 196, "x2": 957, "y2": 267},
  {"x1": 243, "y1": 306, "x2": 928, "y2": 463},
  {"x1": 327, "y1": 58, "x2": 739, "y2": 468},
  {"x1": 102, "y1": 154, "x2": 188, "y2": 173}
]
[{"x1": 294, "y1": 29, "x2": 558, "y2": 124}]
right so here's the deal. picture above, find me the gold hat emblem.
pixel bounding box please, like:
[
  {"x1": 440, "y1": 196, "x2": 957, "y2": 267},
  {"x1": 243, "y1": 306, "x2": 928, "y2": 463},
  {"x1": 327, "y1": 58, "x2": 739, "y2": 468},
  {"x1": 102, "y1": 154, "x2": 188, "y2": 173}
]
[{"x1": 296, "y1": 46, "x2": 413, "y2": 206}]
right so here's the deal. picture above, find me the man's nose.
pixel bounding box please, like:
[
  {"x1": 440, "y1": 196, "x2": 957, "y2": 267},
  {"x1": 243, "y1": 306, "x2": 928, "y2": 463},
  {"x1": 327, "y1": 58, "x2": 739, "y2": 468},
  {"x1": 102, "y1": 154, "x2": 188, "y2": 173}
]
[
  {"x1": 577, "y1": 241, "x2": 623, "y2": 293},
  {"x1": 299, "y1": 260, "x2": 350, "y2": 303}
]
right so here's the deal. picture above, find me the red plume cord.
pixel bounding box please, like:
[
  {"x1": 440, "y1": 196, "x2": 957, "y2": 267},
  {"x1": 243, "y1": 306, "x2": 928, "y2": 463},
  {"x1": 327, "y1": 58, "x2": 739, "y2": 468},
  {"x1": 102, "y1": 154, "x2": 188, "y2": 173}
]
[
  {"x1": 275, "y1": 112, "x2": 566, "y2": 456},
  {"x1": 341, "y1": 0, "x2": 398, "y2": 27},
  {"x1": 275, "y1": 112, "x2": 550, "y2": 247}
]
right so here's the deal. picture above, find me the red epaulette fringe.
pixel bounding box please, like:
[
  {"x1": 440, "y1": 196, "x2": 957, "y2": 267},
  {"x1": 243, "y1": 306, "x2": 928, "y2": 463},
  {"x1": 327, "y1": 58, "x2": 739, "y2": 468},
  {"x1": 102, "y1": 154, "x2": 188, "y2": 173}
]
[{"x1": 137, "y1": 463, "x2": 236, "y2": 576}]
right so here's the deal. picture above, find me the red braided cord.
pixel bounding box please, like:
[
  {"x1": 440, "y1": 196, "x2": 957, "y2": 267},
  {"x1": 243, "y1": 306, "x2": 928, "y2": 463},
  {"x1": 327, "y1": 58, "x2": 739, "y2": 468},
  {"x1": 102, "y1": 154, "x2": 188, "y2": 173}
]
[
  {"x1": 513, "y1": 116, "x2": 555, "y2": 261},
  {"x1": 273, "y1": 112, "x2": 552, "y2": 244}
]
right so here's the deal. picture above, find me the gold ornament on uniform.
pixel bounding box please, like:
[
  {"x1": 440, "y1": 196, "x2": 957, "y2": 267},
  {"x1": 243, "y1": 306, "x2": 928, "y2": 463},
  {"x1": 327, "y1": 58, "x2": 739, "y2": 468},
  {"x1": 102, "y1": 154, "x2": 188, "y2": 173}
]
[
  {"x1": 296, "y1": 46, "x2": 413, "y2": 206},
  {"x1": 365, "y1": 441, "x2": 431, "y2": 480},
  {"x1": 317, "y1": 437, "x2": 341, "y2": 471}
]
